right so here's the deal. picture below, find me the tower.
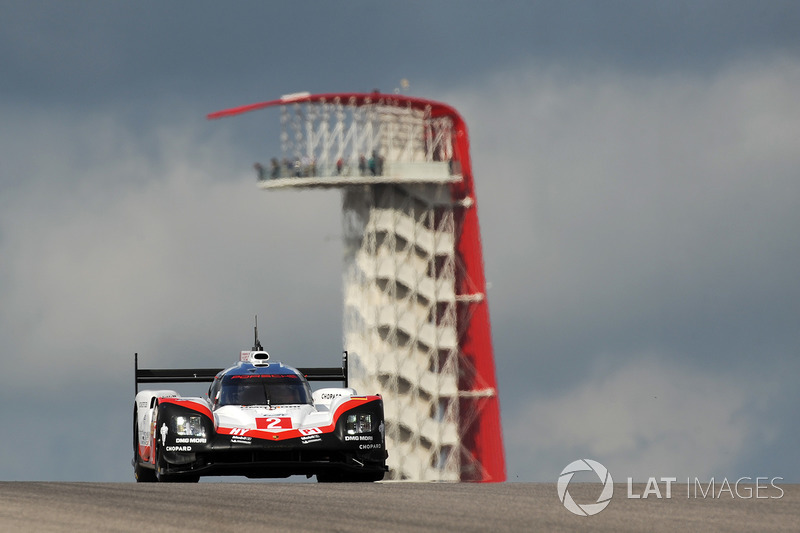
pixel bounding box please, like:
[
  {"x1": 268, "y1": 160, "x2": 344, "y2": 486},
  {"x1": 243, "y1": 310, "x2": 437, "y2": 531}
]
[{"x1": 209, "y1": 92, "x2": 505, "y2": 481}]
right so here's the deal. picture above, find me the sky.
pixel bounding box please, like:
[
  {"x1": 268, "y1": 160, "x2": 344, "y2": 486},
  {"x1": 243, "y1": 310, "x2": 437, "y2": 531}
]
[{"x1": 1, "y1": 1, "x2": 799, "y2": 483}]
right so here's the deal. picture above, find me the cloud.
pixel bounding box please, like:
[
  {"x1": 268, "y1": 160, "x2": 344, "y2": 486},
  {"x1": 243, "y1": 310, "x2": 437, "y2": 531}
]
[{"x1": 505, "y1": 356, "x2": 777, "y2": 481}]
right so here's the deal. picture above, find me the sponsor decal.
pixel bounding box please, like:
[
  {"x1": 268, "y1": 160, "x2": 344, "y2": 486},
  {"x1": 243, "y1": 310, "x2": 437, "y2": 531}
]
[
  {"x1": 165, "y1": 446, "x2": 192, "y2": 452},
  {"x1": 320, "y1": 392, "x2": 342, "y2": 400},
  {"x1": 345, "y1": 435, "x2": 374, "y2": 441},
  {"x1": 301, "y1": 435, "x2": 322, "y2": 445},
  {"x1": 231, "y1": 435, "x2": 252, "y2": 445},
  {"x1": 229, "y1": 428, "x2": 249, "y2": 436},
  {"x1": 175, "y1": 437, "x2": 207, "y2": 444},
  {"x1": 359, "y1": 444, "x2": 382, "y2": 450},
  {"x1": 243, "y1": 405, "x2": 300, "y2": 411},
  {"x1": 299, "y1": 427, "x2": 323, "y2": 436}
]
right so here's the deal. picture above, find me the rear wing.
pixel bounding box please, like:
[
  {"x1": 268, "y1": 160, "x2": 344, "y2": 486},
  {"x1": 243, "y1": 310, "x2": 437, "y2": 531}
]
[{"x1": 134, "y1": 352, "x2": 349, "y2": 394}]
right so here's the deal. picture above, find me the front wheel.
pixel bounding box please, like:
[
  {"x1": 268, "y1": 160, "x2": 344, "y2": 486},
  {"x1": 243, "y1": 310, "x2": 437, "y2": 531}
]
[
  {"x1": 133, "y1": 408, "x2": 156, "y2": 482},
  {"x1": 134, "y1": 461, "x2": 157, "y2": 483}
]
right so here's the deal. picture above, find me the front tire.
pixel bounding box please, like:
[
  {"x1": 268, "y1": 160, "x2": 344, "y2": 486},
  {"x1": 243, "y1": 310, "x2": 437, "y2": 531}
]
[
  {"x1": 134, "y1": 461, "x2": 157, "y2": 482},
  {"x1": 133, "y1": 408, "x2": 156, "y2": 482}
]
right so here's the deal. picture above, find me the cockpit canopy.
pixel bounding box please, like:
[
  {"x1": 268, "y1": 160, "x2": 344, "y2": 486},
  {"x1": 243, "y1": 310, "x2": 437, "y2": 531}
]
[{"x1": 217, "y1": 373, "x2": 313, "y2": 407}]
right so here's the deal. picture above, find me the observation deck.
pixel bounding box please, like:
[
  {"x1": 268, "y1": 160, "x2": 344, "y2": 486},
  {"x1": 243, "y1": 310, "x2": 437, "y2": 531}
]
[{"x1": 257, "y1": 161, "x2": 462, "y2": 190}]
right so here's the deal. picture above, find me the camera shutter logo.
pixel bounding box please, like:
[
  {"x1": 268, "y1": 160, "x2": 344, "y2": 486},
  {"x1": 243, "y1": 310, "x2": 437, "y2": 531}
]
[{"x1": 557, "y1": 459, "x2": 614, "y2": 516}]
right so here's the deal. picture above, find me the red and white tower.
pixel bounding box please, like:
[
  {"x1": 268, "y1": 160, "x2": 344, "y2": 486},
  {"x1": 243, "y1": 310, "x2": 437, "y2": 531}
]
[{"x1": 209, "y1": 92, "x2": 505, "y2": 481}]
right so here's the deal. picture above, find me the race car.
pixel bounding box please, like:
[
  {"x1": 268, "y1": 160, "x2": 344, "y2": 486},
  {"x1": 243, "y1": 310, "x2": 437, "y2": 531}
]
[{"x1": 132, "y1": 343, "x2": 387, "y2": 483}]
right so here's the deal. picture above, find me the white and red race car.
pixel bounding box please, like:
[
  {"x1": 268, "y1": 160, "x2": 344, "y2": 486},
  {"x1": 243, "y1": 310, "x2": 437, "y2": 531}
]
[{"x1": 133, "y1": 347, "x2": 387, "y2": 482}]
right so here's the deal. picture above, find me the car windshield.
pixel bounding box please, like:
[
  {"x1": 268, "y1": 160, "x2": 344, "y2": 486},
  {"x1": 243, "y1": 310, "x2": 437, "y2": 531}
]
[{"x1": 219, "y1": 375, "x2": 312, "y2": 406}]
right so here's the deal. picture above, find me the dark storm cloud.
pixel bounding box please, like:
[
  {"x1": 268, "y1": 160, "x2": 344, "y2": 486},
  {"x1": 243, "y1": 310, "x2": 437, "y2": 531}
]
[{"x1": 3, "y1": 1, "x2": 800, "y2": 109}]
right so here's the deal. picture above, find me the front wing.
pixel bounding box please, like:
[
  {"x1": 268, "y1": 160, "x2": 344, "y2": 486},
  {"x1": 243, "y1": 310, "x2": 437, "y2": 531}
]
[{"x1": 151, "y1": 397, "x2": 387, "y2": 480}]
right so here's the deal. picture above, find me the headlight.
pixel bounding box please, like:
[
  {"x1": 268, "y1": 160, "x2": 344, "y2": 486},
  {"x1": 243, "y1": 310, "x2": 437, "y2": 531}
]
[
  {"x1": 175, "y1": 415, "x2": 206, "y2": 437},
  {"x1": 346, "y1": 413, "x2": 373, "y2": 435}
]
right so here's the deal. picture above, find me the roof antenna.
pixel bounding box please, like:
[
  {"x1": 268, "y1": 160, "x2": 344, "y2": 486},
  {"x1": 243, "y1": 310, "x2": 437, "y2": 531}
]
[{"x1": 253, "y1": 315, "x2": 264, "y2": 351}]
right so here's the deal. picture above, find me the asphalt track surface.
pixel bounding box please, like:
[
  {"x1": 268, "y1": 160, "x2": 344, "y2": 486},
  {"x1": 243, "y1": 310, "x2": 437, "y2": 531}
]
[{"x1": 0, "y1": 482, "x2": 797, "y2": 532}]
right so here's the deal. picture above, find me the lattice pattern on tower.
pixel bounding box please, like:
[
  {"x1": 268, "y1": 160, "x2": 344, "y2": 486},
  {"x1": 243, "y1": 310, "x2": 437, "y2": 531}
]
[{"x1": 343, "y1": 183, "x2": 463, "y2": 479}]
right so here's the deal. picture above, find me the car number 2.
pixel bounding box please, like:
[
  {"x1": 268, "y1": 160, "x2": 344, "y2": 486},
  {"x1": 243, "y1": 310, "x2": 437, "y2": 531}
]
[{"x1": 256, "y1": 417, "x2": 292, "y2": 430}]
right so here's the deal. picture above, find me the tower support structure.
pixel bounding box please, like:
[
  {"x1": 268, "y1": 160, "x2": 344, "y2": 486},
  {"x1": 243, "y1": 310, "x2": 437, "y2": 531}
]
[{"x1": 209, "y1": 92, "x2": 505, "y2": 481}]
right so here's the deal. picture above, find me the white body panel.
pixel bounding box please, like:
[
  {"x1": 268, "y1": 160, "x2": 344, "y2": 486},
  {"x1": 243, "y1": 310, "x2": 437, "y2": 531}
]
[{"x1": 134, "y1": 387, "x2": 362, "y2": 456}]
